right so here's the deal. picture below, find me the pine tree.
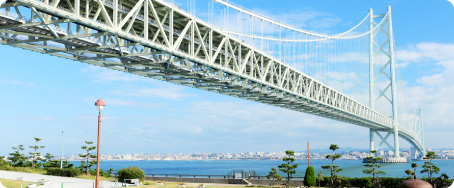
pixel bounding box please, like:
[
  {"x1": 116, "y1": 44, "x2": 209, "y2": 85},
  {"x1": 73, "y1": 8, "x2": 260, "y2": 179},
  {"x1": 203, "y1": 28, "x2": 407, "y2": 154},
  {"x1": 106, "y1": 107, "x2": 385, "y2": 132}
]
[
  {"x1": 278, "y1": 150, "x2": 299, "y2": 186},
  {"x1": 266, "y1": 167, "x2": 282, "y2": 186},
  {"x1": 321, "y1": 144, "x2": 342, "y2": 187},
  {"x1": 317, "y1": 171, "x2": 324, "y2": 187},
  {"x1": 43, "y1": 153, "x2": 73, "y2": 169},
  {"x1": 363, "y1": 150, "x2": 385, "y2": 185},
  {"x1": 29, "y1": 137, "x2": 45, "y2": 168},
  {"x1": 79, "y1": 141, "x2": 97, "y2": 175},
  {"x1": 405, "y1": 162, "x2": 418, "y2": 179},
  {"x1": 421, "y1": 151, "x2": 439, "y2": 185},
  {"x1": 8, "y1": 145, "x2": 27, "y2": 167}
]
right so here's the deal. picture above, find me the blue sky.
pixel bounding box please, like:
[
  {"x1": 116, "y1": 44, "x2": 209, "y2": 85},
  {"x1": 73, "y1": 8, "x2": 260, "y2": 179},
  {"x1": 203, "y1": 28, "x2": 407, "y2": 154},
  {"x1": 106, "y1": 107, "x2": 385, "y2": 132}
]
[{"x1": 0, "y1": 0, "x2": 453, "y2": 156}]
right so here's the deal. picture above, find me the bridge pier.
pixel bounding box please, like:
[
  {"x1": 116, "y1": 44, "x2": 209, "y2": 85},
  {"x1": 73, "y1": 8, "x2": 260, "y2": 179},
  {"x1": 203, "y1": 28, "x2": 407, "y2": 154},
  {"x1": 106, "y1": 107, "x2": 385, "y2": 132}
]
[
  {"x1": 369, "y1": 129, "x2": 374, "y2": 156},
  {"x1": 368, "y1": 6, "x2": 406, "y2": 159}
]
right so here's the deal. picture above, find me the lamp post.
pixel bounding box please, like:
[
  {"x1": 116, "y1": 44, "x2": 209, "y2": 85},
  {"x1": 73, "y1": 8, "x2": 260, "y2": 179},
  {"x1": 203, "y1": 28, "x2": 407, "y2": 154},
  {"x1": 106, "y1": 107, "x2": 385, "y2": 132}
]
[
  {"x1": 94, "y1": 99, "x2": 106, "y2": 188},
  {"x1": 60, "y1": 131, "x2": 64, "y2": 169}
]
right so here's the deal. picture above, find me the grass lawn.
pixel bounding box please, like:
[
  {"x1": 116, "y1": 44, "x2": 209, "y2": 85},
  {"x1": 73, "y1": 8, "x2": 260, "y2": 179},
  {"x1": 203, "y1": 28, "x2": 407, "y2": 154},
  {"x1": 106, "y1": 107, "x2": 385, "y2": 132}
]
[
  {"x1": 0, "y1": 166, "x2": 46, "y2": 175},
  {"x1": 0, "y1": 178, "x2": 42, "y2": 188},
  {"x1": 139, "y1": 181, "x2": 246, "y2": 188},
  {"x1": 76, "y1": 174, "x2": 115, "y2": 181}
]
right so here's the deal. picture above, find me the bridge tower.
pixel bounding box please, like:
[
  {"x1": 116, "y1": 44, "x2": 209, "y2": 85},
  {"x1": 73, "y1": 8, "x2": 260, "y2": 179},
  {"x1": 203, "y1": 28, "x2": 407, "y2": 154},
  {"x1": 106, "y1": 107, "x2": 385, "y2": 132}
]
[
  {"x1": 413, "y1": 107, "x2": 425, "y2": 157},
  {"x1": 368, "y1": 6, "x2": 401, "y2": 159}
]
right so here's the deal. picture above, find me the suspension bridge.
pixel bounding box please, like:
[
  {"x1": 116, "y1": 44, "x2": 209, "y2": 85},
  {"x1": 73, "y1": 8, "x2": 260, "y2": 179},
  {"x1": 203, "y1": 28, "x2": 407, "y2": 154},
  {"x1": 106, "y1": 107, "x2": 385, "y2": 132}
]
[{"x1": 0, "y1": 0, "x2": 425, "y2": 159}]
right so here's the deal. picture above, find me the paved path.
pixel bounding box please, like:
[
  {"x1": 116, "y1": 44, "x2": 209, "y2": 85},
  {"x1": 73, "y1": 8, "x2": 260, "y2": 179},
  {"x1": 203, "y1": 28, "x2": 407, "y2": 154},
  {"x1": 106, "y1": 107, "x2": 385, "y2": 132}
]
[
  {"x1": 0, "y1": 170, "x2": 120, "y2": 188},
  {"x1": 0, "y1": 170, "x2": 247, "y2": 188}
]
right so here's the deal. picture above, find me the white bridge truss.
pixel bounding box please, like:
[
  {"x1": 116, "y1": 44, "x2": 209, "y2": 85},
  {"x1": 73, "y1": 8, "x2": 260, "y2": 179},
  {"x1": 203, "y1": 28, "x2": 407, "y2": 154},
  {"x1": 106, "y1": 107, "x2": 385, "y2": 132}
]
[{"x1": 0, "y1": 0, "x2": 424, "y2": 155}]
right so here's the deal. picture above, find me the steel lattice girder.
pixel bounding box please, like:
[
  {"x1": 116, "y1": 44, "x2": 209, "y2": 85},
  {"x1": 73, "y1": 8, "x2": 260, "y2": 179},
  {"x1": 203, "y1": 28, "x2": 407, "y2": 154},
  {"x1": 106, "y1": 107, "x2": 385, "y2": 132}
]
[{"x1": 0, "y1": 0, "x2": 423, "y2": 152}]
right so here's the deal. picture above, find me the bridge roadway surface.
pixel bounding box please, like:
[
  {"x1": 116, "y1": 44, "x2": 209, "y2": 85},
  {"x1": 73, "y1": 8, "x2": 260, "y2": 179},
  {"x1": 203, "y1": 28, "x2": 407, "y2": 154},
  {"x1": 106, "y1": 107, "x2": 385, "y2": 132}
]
[
  {"x1": 0, "y1": 170, "x2": 243, "y2": 188},
  {"x1": 0, "y1": 0, "x2": 423, "y2": 153}
]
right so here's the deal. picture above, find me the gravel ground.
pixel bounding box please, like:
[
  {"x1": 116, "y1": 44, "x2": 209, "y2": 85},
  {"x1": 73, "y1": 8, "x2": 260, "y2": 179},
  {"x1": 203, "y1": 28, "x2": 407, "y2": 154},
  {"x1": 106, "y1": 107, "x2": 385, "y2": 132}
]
[{"x1": 0, "y1": 170, "x2": 120, "y2": 188}]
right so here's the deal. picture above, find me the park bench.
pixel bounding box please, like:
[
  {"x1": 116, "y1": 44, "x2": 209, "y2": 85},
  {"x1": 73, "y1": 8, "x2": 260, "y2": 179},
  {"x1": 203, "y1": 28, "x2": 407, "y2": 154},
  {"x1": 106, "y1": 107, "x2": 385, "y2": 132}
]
[{"x1": 123, "y1": 179, "x2": 140, "y2": 186}]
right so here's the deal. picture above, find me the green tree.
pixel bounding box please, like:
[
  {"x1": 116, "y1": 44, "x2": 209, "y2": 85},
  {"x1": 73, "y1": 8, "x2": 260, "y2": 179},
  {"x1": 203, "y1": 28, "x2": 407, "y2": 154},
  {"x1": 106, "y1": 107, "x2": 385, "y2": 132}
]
[
  {"x1": 266, "y1": 167, "x2": 282, "y2": 186},
  {"x1": 363, "y1": 150, "x2": 385, "y2": 185},
  {"x1": 79, "y1": 141, "x2": 97, "y2": 175},
  {"x1": 278, "y1": 150, "x2": 299, "y2": 186},
  {"x1": 421, "y1": 151, "x2": 439, "y2": 185},
  {"x1": 29, "y1": 137, "x2": 46, "y2": 168},
  {"x1": 8, "y1": 145, "x2": 27, "y2": 167},
  {"x1": 0, "y1": 156, "x2": 7, "y2": 166},
  {"x1": 317, "y1": 171, "x2": 324, "y2": 187},
  {"x1": 303, "y1": 166, "x2": 316, "y2": 187},
  {"x1": 405, "y1": 162, "x2": 418, "y2": 179},
  {"x1": 405, "y1": 169, "x2": 413, "y2": 179},
  {"x1": 107, "y1": 168, "x2": 114, "y2": 175},
  {"x1": 43, "y1": 153, "x2": 73, "y2": 169},
  {"x1": 321, "y1": 144, "x2": 342, "y2": 187}
]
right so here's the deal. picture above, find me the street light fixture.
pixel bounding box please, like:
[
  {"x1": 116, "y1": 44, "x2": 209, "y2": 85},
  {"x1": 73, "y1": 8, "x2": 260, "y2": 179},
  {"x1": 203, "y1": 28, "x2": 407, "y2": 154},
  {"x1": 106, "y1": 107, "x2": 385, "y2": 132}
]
[{"x1": 94, "y1": 99, "x2": 106, "y2": 188}]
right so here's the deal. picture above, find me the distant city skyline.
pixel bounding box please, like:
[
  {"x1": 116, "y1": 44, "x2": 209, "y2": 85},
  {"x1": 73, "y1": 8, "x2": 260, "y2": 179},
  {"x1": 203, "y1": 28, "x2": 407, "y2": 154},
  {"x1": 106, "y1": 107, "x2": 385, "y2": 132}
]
[
  {"x1": 9, "y1": 148, "x2": 453, "y2": 162},
  {"x1": 1, "y1": 0, "x2": 454, "y2": 156}
]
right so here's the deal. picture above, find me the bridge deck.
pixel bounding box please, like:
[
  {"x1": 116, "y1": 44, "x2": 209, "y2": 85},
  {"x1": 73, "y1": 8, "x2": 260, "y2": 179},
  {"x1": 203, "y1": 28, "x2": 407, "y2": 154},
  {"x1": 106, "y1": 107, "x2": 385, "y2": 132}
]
[{"x1": 0, "y1": 0, "x2": 423, "y2": 153}]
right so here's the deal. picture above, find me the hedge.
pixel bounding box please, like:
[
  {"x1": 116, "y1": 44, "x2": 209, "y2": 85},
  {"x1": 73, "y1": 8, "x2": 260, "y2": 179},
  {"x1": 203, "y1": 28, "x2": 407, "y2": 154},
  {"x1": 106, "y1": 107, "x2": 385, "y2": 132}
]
[
  {"x1": 46, "y1": 167, "x2": 81, "y2": 177},
  {"x1": 315, "y1": 176, "x2": 453, "y2": 188},
  {"x1": 117, "y1": 166, "x2": 145, "y2": 182}
]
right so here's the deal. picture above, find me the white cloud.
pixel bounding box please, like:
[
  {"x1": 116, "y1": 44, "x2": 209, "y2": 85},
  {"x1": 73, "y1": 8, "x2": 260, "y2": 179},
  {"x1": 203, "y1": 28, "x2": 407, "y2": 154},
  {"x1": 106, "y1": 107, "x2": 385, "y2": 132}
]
[
  {"x1": 417, "y1": 73, "x2": 443, "y2": 85},
  {"x1": 397, "y1": 43, "x2": 454, "y2": 63},
  {"x1": 397, "y1": 43, "x2": 454, "y2": 148}
]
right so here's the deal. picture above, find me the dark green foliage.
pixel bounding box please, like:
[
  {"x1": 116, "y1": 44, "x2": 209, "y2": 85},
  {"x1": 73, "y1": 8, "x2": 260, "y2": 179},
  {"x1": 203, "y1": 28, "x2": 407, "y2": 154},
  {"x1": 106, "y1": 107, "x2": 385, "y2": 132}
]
[
  {"x1": 363, "y1": 150, "x2": 385, "y2": 185},
  {"x1": 46, "y1": 167, "x2": 81, "y2": 177},
  {"x1": 278, "y1": 150, "x2": 299, "y2": 186},
  {"x1": 89, "y1": 168, "x2": 110, "y2": 177},
  {"x1": 117, "y1": 167, "x2": 145, "y2": 182},
  {"x1": 404, "y1": 162, "x2": 418, "y2": 179},
  {"x1": 8, "y1": 145, "x2": 27, "y2": 167},
  {"x1": 405, "y1": 169, "x2": 413, "y2": 179},
  {"x1": 321, "y1": 144, "x2": 342, "y2": 187},
  {"x1": 43, "y1": 153, "x2": 73, "y2": 169},
  {"x1": 79, "y1": 141, "x2": 97, "y2": 175},
  {"x1": 380, "y1": 177, "x2": 405, "y2": 188},
  {"x1": 29, "y1": 137, "x2": 46, "y2": 168},
  {"x1": 266, "y1": 167, "x2": 282, "y2": 186},
  {"x1": 0, "y1": 156, "x2": 8, "y2": 166},
  {"x1": 107, "y1": 168, "x2": 114, "y2": 175},
  {"x1": 315, "y1": 176, "x2": 452, "y2": 188},
  {"x1": 348, "y1": 177, "x2": 372, "y2": 188},
  {"x1": 433, "y1": 174, "x2": 453, "y2": 188},
  {"x1": 303, "y1": 166, "x2": 316, "y2": 187},
  {"x1": 317, "y1": 171, "x2": 324, "y2": 187},
  {"x1": 421, "y1": 151, "x2": 439, "y2": 185}
]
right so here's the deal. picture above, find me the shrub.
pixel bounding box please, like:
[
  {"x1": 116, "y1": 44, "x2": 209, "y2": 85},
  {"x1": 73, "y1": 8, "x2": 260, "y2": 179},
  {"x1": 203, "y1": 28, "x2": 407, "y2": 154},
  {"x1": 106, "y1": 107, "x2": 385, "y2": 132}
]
[
  {"x1": 303, "y1": 166, "x2": 316, "y2": 187},
  {"x1": 89, "y1": 169, "x2": 110, "y2": 177},
  {"x1": 117, "y1": 166, "x2": 145, "y2": 182},
  {"x1": 46, "y1": 167, "x2": 81, "y2": 177},
  {"x1": 349, "y1": 177, "x2": 372, "y2": 187}
]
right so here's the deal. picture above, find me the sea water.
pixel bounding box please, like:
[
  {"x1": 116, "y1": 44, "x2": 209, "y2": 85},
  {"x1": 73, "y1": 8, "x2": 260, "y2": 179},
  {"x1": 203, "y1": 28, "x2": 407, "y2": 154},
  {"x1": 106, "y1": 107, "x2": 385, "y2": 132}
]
[{"x1": 70, "y1": 160, "x2": 454, "y2": 179}]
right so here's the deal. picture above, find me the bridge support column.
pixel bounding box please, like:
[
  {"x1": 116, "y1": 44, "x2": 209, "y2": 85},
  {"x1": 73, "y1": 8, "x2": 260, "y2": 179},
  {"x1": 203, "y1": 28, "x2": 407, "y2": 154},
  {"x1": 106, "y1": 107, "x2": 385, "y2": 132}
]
[
  {"x1": 369, "y1": 129, "x2": 374, "y2": 156},
  {"x1": 368, "y1": 8, "x2": 375, "y2": 157},
  {"x1": 393, "y1": 126, "x2": 399, "y2": 157},
  {"x1": 387, "y1": 6, "x2": 399, "y2": 158}
]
